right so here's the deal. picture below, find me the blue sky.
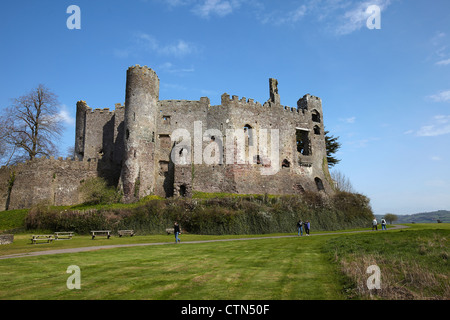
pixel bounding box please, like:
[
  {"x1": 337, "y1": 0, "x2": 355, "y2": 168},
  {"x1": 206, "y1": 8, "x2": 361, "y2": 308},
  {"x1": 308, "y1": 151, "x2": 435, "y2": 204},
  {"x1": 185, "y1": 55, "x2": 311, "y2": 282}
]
[{"x1": 1, "y1": 0, "x2": 449, "y2": 215}]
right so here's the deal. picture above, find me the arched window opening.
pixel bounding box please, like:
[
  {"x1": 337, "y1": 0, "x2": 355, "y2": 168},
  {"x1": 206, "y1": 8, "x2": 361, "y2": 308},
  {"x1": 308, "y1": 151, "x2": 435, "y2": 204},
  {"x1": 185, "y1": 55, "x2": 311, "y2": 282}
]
[
  {"x1": 179, "y1": 184, "x2": 187, "y2": 197},
  {"x1": 244, "y1": 124, "x2": 253, "y2": 147},
  {"x1": 296, "y1": 129, "x2": 311, "y2": 156},
  {"x1": 313, "y1": 125, "x2": 321, "y2": 135},
  {"x1": 312, "y1": 110, "x2": 321, "y2": 123},
  {"x1": 315, "y1": 177, "x2": 325, "y2": 191}
]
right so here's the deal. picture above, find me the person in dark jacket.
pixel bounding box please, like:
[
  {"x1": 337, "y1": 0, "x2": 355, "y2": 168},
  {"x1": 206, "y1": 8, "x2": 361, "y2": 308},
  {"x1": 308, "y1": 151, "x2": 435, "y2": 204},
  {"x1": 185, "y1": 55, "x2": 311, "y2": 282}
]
[
  {"x1": 174, "y1": 222, "x2": 181, "y2": 243},
  {"x1": 297, "y1": 220, "x2": 303, "y2": 236},
  {"x1": 305, "y1": 220, "x2": 310, "y2": 236}
]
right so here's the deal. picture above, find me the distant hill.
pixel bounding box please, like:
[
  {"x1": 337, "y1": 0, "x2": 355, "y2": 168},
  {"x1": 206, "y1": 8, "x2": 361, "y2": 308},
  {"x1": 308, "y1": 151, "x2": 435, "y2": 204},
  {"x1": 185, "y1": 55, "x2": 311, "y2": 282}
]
[{"x1": 376, "y1": 210, "x2": 450, "y2": 224}]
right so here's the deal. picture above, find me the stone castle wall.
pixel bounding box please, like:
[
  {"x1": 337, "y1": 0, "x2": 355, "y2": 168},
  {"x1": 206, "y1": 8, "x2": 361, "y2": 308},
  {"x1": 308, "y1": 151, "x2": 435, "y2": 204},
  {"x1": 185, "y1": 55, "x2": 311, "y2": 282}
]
[
  {"x1": 0, "y1": 65, "x2": 334, "y2": 211},
  {"x1": 0, "y1": 157, "x2": 99, "y2": 210}
]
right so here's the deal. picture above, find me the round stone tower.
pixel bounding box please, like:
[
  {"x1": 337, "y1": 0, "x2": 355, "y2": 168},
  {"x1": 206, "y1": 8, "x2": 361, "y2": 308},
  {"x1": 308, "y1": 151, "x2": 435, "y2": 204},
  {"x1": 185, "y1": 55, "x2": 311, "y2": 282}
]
[{"x1": 120, "y1": 65, "x2": 159, "y2": 202}]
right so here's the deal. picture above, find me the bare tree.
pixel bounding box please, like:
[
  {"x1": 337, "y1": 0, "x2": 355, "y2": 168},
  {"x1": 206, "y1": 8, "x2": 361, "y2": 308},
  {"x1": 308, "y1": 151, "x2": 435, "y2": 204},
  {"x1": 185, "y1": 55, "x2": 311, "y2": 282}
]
[
  {"x1": 0, "y1": 84, "x2": 63, "y2": 165},
  {"x1": 331, "y1": 170, "x2": 355, "y2": 193}
]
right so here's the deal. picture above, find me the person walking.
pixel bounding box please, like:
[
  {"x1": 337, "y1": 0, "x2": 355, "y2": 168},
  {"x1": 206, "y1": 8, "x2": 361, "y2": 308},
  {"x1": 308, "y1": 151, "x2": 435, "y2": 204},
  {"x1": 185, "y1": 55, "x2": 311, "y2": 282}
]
[
  {"x1": 381, "y1": 218, "x2": 387, "y2": 231},
  {"x1": 174, "y1": 221, "x2": 181, "y2": 243},
  {"x1": 372, "y1": 218, "x2": 378, "y2": 231},
  {"x1": 297, "y1": 219, "x2": 303, "y2": 236},
  {"x1": 305, "y1": 220, "x2": 310, "y2": 236}
]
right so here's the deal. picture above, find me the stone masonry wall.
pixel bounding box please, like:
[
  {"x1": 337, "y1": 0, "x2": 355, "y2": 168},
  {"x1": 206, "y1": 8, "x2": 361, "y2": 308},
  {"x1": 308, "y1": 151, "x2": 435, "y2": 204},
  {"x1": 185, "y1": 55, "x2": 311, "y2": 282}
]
[
  {"x1": 0, "y1": 157, "x2": 99, "y2": 210},
  {"x1": 0, "y1": 65, "x2": 334, "y2": 211}
]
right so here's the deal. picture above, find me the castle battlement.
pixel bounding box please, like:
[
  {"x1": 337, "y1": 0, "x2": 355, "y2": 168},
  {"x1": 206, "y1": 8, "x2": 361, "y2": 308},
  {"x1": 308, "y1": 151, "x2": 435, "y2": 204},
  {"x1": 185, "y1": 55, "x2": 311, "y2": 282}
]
[
  {"x1": 221, "y1": 93, "x2": 263, "y2": 108},
  {"x1": 77, "y1": 101, "x2": 124, "y2": 116},
  {"x1": 127, "y1": 64, "x2": 154, "y2": 72},
  {"x1": 0, "y1": 156, "x2": 101, "y2": 182}
]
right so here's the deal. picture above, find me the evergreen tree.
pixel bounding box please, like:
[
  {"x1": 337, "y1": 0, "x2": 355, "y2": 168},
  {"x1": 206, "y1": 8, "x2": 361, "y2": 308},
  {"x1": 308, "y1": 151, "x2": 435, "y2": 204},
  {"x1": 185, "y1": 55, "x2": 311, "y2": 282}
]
[{"x1": 324, "y1": 129, "x2": 341, "y2": 168}]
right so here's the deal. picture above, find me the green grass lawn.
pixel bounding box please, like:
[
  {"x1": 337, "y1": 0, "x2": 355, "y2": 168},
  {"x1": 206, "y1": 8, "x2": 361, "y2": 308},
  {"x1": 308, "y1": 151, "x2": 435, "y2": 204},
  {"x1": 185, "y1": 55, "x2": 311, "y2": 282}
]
[
  {"x1": 0, "y1": 223, "x2": 448, "y2": 300},
  {"x1": 0, "y1": 235, "x2": 343, "y2": 300}
]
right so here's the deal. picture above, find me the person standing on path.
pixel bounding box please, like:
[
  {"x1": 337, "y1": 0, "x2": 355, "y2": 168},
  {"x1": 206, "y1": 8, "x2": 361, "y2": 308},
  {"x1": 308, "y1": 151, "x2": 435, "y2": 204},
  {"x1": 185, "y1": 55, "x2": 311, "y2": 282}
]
[
  {"x1": 372, "y1": 218, "x2": 378, "y2": 231},
  {"x1": 297, "y1": 219, "x2": 303, "y2": 236},
  {"x1": 381, "y1": 218, "x2": 387, "y2": 231},
  {"x1": 174, "y1": 222, "x2": 181, "y2": 243},
  {"x1": 305, "y1": 220, "x2": 310, "y2": 236}
]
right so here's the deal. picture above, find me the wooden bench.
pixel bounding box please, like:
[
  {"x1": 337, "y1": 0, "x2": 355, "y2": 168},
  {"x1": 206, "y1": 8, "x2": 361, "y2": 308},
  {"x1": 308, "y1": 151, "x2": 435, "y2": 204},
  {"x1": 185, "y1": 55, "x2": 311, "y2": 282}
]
[
  {"x1": 91, "y1": 230, "x2": 111, "y2": 240},
  {"x1": 54, "y1": 231, "x2": 74, "y2": 240},
  {"x1": 118, "y1": 230, "x2": 135, "y2": 237},
  {"x1": 30, "y1": 235, "x2": 55, "y2": 244}
]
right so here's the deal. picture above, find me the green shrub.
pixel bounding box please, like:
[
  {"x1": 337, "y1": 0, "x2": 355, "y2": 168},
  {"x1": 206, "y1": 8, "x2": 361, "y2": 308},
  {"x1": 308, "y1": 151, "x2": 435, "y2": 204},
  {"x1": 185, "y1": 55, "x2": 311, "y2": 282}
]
[
  {"x1": 79, "y1": 177, "x2": 121, "y2": 205},
  {"x1": 24, "y1": 191, "x2": 375, "y2": 235}
]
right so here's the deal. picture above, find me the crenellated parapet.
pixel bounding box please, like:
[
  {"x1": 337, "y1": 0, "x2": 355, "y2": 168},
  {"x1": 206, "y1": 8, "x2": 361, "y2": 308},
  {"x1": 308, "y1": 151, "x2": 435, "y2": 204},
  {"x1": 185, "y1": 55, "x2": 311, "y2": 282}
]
[{"x1": 0, "y1": 156, "x2": 100, "y2": 173}]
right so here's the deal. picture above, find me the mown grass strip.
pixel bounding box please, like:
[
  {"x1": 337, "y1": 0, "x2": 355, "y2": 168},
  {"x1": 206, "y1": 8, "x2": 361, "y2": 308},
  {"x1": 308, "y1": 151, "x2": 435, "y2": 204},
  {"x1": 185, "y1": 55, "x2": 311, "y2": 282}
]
[{"x1": 0, "y1": 236, "x2": 344, "y2": 300}]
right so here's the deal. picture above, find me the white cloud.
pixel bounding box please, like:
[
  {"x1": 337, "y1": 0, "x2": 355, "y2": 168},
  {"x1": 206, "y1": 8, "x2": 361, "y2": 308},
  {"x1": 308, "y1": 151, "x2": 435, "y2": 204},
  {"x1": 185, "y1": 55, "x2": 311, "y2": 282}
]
[
  {"x1": 257, "y1": 0, "x2": 392, "y2": 34},
  {"x1": 161, "y1": 83, "x2": 188, "y2": 91},
  {"x1": 131, "y1": 32, "x2": 199, "y2": 57},
  {"x1": 431, "y1": 156, "x2": 442, "y2": 161},
  {"x1": 261, "y1": 4, "x2": 308, "y2": 25},
  {"x1": 340, "y1": 116, "x2": 356, "y2": 124},
  {"x1": 431, "y1": 32, "x2": 446, "y2": 46},
  {"x1": 157, "y1": 0, "x2": 392, "y2": 35},
  {"x1": 436, "y1": 58, "x2": 450, "y2": 66},
  {"x1": 334, "y1": 0, "x2": 391, "y2": 35},
  {"x1": 160, "y1": 39, "x2": 198, "y2": 56},
  {"x1": 192, "y1": 0, "x2": 237, "y2": 18},
  {"x1": 429, "y1": 90, "x2": 450, "y2": 102},
  {"x1": 165, "y1": 0, "x2": 192, "y2": 7},
  {"x1": 416, "y1": 115, "x2": 450, "y2": 137},
  {"x1": 347, "y1": 136, "x2": 379, "y2": 148},
  {"x1": 159, "y1": 62, "x2": 195, "y2": 73},
  {"x1": 429, "y1": 31, "x2": 449, "y2": 64},
  {"x1": 58, "y1": 105, "x2": 75, "y2": 126}
]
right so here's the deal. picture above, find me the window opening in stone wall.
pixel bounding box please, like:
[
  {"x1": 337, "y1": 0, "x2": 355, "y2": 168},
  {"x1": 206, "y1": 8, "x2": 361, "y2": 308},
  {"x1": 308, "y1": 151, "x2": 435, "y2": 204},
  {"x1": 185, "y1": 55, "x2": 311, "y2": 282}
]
[
  {"x1": 282, "y1": 159, "x2": 291, "y2": 168},
  {"x1": 296, "y1": 129, "x2": 311, "y2": 156},
  {"x1": 312, "y1": 110, "x2": 321, "y2": 123},
  {"x1": 162, "y1": 116, "x2": 170, "y2": 125},
  {"x1": 159, "y1": 161, "x2": 169, "y2": 176},
  {"x1": 313, "y1": 125, "x2": 321, "y2": 135},
  {"x1": 244, "y1": 124, "x2": 253, "y2": 147},
  {"x1": 179, "y1": 184, "x2": 187, "y2": 197},
  {"x1": 315, "y1": 177, "x2": 325, "y2": 191}
]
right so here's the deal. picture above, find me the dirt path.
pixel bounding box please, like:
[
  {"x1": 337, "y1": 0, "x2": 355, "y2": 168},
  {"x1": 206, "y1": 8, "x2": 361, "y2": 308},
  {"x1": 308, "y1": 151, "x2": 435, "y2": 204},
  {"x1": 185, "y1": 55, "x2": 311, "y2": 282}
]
[{"x1": 0, "y1": 225, "x2": 409, "y2": 260}]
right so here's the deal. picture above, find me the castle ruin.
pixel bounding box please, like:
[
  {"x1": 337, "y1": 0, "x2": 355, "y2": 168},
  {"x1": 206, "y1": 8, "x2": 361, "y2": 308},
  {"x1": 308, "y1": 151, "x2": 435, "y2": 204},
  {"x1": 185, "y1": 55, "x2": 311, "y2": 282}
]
[{"x1": 0, "y1": 65, "x2": 334, "y2": 210}]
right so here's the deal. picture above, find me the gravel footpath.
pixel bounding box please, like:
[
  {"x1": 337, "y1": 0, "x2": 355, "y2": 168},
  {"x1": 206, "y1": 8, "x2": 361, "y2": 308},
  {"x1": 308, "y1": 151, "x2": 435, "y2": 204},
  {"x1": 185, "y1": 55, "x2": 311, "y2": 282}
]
[{"x1": 0, "y1": 225, "x2": 409, "y2": 260}]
